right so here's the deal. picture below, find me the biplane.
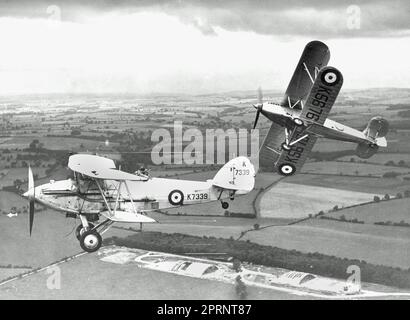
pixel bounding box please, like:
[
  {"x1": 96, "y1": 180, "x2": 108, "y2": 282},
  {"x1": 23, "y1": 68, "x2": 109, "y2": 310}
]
[
  {"x1": 254, "y1": 41, "x2": 389, "y2": 176},
  {"x1": 23, "y1": 154, "x2": 255, "y2": 252}
]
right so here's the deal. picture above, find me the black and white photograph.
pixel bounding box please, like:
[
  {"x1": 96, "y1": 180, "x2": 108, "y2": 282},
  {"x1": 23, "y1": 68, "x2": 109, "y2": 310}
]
[{"x1": 0, "y1": 0, "x2": 410, "y2": 304}]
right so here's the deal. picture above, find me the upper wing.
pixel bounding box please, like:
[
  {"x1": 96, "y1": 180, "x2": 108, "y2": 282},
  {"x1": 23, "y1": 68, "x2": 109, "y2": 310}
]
[
  {"x1": 281, "y1": 41, "x2": 330, "y2": 109},
  {"x1": 299, "y1": 66, "x2": 343, "y2": 125},
  {"x1": 68, "y1": 154, "x2": 146, "y2": 181},
  {"x1": 258, "y1": 122, "x2": 286, "y2": 170}
]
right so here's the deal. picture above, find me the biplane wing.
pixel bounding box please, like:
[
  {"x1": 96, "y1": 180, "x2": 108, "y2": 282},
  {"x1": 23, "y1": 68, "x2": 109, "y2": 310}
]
[
  {"x1": 274, "y1": 66, "x2": 343, "y2": 176},
  {"x1": 258, "y1": 122, "x2": 286, "y2": 170},
  {"x1": 274, "y1": 126, "x2": 318, "y2": 175},
  {"x1": 100, "y1": 210, "x2": 156, "y2": 223},
  {"x1": 299, "y1": 66, "x2": 343, "y2": 126},
  {"x1": 281, "y1": 41, "x2": 330, "y2": 109},
  {"x1": 68, "y1": 154, "x2": 147, "y2": 181}
]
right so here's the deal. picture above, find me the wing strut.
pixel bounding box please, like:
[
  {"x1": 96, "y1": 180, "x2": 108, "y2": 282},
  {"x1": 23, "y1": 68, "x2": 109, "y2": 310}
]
[{"x1": 123, "y1": 180, "x2": 139, "y2": 215}]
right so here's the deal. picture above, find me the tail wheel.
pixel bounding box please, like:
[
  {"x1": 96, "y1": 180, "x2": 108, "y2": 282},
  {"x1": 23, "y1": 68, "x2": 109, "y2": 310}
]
[
  {"x1": 221, "y1": 202, "x2": 229, "y2": 209},
  {"x1": 75, "y1": 223, "x2": 95, "y2": 241},
  {"x1": 278, "y1": 163, "x2": 296, "y2": 176},
  {"x1": 80, "y1": 230, "x2": 102, "y2": 253}
]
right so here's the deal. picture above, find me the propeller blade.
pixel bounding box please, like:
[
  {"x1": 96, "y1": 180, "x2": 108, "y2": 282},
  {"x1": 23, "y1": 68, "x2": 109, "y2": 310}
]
[
  {"x1": 29, "y1": 200, "x2": 34, "y2": 236},
  {"x1": 28, "y1": 166, "x2": 34, "y2": 191},
  {"x1": 257, "y1": 86, "x2": 263, "y2": 104},
  {"x1": 253, "y1": 109, "x2": 260, "y2": 129},
  {"x1": 27, "y1": 166, "x2": 35, "y2": 236}
]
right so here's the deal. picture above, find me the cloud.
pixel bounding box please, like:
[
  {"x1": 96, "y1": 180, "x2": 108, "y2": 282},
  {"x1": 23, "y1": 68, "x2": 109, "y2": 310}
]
[{"x1": 0, "y1": 0, "x2": 408, "y2": 38}]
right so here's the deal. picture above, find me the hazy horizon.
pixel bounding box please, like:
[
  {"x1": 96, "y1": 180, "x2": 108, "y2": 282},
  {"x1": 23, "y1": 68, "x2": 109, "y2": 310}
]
[{"x1": 0, "y1": 1, "x2": 409, "y2": 94}]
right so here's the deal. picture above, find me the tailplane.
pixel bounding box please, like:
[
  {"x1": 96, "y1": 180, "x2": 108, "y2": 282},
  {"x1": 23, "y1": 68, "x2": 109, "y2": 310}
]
[
  {"x1": 356, "y1": 116, "x2": 389, "y2": 159},
  {"x1": 212, "y1": 157, "x2": 255, "y2": 194},
  {"x1": 363, "y1": 116, "x2": 389, "y2": 146}
]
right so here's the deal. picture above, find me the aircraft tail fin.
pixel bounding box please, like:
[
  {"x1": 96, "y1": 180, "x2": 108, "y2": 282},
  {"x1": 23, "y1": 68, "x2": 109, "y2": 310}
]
[
  {"x1": 212, "y1": 157, "x2": 255, "y2": 194},
  {"x1": 363, "y1": 116, "x2": 389, "y2": 145},
  {"x1": 355, "y1": 117, "x2": 388, "y2": 159}
]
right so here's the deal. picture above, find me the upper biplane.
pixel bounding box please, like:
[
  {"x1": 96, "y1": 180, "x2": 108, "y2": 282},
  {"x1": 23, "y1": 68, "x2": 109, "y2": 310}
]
[
  {"x1": 253, "y1": 41, "x2": 389, "y2": 176},
  {"x1": 23, "y1": 154, "x2": 255, "y2": 252}
]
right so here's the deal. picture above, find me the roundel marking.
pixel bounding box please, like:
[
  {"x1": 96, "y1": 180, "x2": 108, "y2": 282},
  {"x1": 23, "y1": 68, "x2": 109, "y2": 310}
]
[
  {"x1": 168, "y1": 189, "x2": 184, "y2": 206},
  {"x1": 321, "y1": 69, "x2": 340, "y2": 86},
  {"x1": 278, "y1": 163, "x2": 296, "y2": 176}
]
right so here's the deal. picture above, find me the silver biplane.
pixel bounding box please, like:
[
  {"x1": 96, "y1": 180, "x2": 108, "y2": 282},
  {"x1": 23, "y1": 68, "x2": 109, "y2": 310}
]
[
  {"x1": 254, "y1": 41, "x2": 389, "y2": 176},
  {"x1": 23, "y1": 154, "x2": 255, "y2": 252}
]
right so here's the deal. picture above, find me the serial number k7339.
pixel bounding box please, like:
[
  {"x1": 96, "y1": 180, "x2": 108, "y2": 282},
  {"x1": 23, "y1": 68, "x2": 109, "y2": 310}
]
[{"x1": 186, "y1": 193, "x2": 209, "y2": 200}]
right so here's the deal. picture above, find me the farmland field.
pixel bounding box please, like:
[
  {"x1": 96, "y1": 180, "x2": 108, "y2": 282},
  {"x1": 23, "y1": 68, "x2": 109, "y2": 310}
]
[
  {"x1": 241, "y1": 219, "x2": 410, "y2": 268},
  {"x1": 324, "y1": 198, "x2": 410, "y2": 224},
  {"x1": 258, "y1": 182, "x2": 378, "y2": 219},
  {"x1": 0, "y1": 136, "x2": 118, "y2": 151},
  {"x1": 287, "y1": 174, "x2": 410, "y2": 194},
  {"x1": 302, "y1": 161, "x2": 410, "y2": 176},
  {"x1": 337, "y1": 153, "x2": 410, "y2": 165}
]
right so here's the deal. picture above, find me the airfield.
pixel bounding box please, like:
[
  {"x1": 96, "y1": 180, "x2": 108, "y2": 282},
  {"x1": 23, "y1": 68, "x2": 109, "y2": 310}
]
[
  {"x1": 1, "y1": 89, "x2": 410, "y2": 298},
  {"x1": 1, "y1": 244, "x2": 410, "y2": 300}
]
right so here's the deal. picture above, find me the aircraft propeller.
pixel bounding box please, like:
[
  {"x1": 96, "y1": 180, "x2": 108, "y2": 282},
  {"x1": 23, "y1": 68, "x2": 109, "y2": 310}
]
[
  {"x1": 24, "y1": 166, "x2": 36, "y2": 236},
  {"x1": 252, "y1": 87, "x2": 263, "y2": 129}
]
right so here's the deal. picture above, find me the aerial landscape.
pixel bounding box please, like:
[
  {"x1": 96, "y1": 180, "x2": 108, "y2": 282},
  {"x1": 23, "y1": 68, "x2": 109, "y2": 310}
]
[
  {"x1": 0, "y1": 0, "x2": 410, "y2": 305},
  {"x1": 1, "y1": 88, "x2": 410, "y2": 299}
]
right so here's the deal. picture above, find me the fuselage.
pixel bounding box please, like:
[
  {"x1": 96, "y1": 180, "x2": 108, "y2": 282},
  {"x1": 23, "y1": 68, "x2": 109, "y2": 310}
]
[
  {"x1": 24, "y1": 176, "x2": 244, "y2": 215},
  {"x1": 260, "y1": 102, "x2": 369, "y2": 144}
]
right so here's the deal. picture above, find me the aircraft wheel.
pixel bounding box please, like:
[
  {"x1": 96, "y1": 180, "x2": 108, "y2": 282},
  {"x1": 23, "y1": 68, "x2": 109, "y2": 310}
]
[
  {"x1": 281, "y1": 143, "x2": 291, "y2": 151},
  {"x1": 75, "y1": 223, "x2": 95, "y2": 241},
  {"x1": 278, "y1": 163, "x2": 296, "y2": 176},
  {"x1": 293, "y1": 118, "x2": 304, "y2": 126},
  {"x1": 221, "y1": 202, "x2": 229, "y2": 209},
  {"x1": 80, "y1": 230, "x2": 102, "y2": 253}
]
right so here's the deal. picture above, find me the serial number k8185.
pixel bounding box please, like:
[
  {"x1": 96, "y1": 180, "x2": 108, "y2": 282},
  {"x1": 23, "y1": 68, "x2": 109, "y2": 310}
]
[{"x1": 201, "y1": 304, "x2": 251, "y2": 315}]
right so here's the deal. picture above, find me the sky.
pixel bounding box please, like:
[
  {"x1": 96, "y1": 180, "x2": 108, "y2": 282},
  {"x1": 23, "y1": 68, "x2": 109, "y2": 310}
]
[{"x1": 0, "y1": 0, "x2": 409, "y2": 94}]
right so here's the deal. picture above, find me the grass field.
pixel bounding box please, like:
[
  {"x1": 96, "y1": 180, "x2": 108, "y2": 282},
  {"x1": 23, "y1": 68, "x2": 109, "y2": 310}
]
[
  {"x1": 0, "y1": 136, "x2": 118, "y2": 151},
  {"x1": 287, "y1": 174, "x2": 410, "y2": 195},
  {"x1": 337, "y1": 153, "x2": 410, "y2": 166},
  {"x1": 302, "y1": 161, "x2": 410, "y2": 177},
  {"x1": 0, "y1": 167, "x2": 49, "y2": 189},
  {"x1": 241, "y1": 219, "x2": 410, "y2": 269},
  {"x1": 324, "y1": 198, "x2": 410, "y2": 224},
  {"x1": 258, "y1": 182, "x2": 377, "y2": 219}
]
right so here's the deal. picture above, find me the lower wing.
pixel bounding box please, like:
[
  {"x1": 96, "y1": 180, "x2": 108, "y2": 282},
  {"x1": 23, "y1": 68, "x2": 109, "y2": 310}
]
[
  {"x1": 274, "y1": 126, "x2": 318, "y2": 176},
  {"x1": 259, "y1": 122, "x2": 286, "y2": 170}
]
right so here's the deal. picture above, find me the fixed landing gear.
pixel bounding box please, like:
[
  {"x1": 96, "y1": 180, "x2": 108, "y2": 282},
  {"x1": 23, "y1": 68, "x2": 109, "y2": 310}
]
[
  {"x1": 75, "y1": 223, "x2": 95, "y2": 241},
  {"x1": 281, "y1": 142, "x2": 291, "y2": 151},
  {"x1": 221, "y1": 201, "x2": 229, "y2": 209},
  {"x1": 80, "y1": 230, "x2": 102, "y2": 253},
  {"x1": 77, "y1": 215, "x2": 114, "y2": 253}
]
